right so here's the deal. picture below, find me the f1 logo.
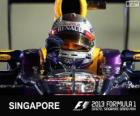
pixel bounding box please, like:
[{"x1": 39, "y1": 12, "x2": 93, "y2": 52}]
[{"x1": 73, "y1": 101, "x2": 90, "y2": 111}]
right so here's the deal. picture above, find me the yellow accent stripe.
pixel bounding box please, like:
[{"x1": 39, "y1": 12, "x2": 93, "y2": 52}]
[
  {"x1": 87, "y1": 47, "x2": 101, "y2": 74},
  {"x1": 54, "y1": 0, "x2": 63, "y2": 19},
  {"x1": 0, "y1": 49, "x2": 15, "y2": 52},
  {"x1": 132, "y1": 50, "x2": 140, "y2": 52},
  {"x1": 40, "y1": 48, "x2": 47, "y2": 61},
  {"x1": 80, "y1": 0, "x2": 87, "y2": 17}
]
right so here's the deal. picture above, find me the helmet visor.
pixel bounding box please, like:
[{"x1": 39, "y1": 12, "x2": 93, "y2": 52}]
[{"x1": 58, "y1": 31, "x2": 94, "y2": 51}]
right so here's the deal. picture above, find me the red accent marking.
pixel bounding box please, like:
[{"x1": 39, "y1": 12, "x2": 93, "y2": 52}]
[{"x1": 84, "y1": 31, "x2": 95, "y2": 42}]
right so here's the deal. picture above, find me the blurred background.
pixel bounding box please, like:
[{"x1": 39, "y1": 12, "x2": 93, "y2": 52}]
[{"x1": 0, "y1": 0, "x2": 140, "y2": 69}]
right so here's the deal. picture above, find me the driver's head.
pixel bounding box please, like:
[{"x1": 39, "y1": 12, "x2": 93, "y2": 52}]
[
  {"x1": 47, "y1": 13, "x2": 96, "y2": 68},
  {"x1": 49, "y1": 13, "x2": 95, "y2": 52}
]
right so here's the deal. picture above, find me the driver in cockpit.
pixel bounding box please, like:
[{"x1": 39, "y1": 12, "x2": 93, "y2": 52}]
[{"x1": 45, "y1": 13, "x2": 121, "y2": 78}]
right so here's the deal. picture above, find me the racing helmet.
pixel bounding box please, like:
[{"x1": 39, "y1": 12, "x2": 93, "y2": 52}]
[
  {"x1": 49, "y1": 13, "x2": 96, "y2": 68},
  {"x1": 50, "y1": 13, "x2": 95, "y2": 51}
]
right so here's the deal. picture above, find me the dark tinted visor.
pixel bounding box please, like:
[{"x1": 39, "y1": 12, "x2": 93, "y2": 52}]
[{"x1": 58, "y1": 31, "x2": 94, "y2": 51}]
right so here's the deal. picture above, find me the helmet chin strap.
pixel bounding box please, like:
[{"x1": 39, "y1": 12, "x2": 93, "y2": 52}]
[{"x1": 58, "y1": 47, "x2": 95, "y2": 69}]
